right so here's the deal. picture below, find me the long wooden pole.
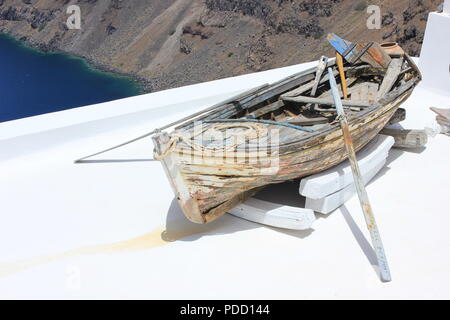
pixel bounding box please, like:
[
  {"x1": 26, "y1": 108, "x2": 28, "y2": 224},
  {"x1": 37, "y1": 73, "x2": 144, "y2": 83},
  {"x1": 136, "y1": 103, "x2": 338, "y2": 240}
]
[
  {"x1": 336, "y1": 52, "x2": 349, "y2": 99},
  {"x1": 328, "y1": 67, "x2": 392, "y2": 282}
]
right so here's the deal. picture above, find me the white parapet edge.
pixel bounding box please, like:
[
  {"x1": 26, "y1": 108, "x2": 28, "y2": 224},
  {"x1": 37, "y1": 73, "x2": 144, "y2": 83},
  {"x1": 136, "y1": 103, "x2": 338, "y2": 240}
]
[
  {"x1": 299, "y1": 135, "x2": 394, "y2": 200},
  {"x1": 305, "y1": 159, "x2": 387, "y2": 215},
  {"x1": 228, "y1": 198, "x2": 316, "y2": 231}
]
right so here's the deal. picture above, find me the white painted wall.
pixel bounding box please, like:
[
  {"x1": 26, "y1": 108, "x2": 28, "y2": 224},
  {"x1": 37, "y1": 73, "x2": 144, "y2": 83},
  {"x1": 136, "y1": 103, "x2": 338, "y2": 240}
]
[
  {"x1": 444, "y1": 0, "x2": 450, "y2": 14},
  {"x1": 419, "y1": 11, "x2": 450, "y2": 94}
]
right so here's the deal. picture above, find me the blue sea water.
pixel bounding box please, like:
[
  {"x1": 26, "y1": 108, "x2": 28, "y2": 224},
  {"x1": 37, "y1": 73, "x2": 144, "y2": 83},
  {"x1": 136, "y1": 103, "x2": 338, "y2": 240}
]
[{"x1": 0, "y1": 34, "x2": 143, "y2": 123}]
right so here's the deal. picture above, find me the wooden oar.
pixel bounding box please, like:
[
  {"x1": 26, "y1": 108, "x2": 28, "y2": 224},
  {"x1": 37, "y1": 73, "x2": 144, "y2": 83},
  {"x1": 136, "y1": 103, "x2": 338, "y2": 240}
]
[
  {"x1": 336, "y1": 52, "x2": 349, "y2": 99},
  {"x1": 304, "y1": 56, "x2": 329, "y2": 112},
  {"x1": 328, "y1": 67, "x2": 392, "y2": 282},
  {"x1": 311, "y1": 56, "x2": 328, "y2": 97}
]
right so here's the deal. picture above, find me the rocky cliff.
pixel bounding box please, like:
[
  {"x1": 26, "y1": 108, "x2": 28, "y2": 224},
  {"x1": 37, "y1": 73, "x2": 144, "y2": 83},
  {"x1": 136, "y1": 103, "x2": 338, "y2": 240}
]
[{"x1": 0, "y1": 0, "x2": 442, "y2": 92}]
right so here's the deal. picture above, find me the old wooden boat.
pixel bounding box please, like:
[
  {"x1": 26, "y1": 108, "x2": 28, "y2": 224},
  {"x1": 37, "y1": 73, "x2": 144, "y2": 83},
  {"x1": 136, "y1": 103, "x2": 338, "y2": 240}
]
[{"x1": 153, "y1": 39, "x2": 421, "y2": 224}]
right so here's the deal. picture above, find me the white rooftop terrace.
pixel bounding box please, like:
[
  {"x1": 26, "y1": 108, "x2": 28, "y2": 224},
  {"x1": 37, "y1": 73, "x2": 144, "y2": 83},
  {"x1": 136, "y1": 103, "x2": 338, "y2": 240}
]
[{"x1": 0, "y1": 10, "x2": 449, "y2": 299}]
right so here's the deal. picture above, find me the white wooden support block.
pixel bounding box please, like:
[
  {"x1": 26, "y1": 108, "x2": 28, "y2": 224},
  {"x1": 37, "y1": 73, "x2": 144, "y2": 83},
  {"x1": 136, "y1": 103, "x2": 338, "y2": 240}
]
[
  {"x1": 228, "y1": 198, "x2": 316, "y2": 230},
  {"x1": 305, "y1": 160, "x2": 387, "y2": 214},
  {"x1": 299, "y1": 135, "x2": 394, "y2": 200}
]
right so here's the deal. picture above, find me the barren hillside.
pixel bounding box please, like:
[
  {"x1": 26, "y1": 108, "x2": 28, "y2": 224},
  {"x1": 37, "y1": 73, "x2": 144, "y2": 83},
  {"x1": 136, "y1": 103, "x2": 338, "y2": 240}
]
[{"x1": 0, "y1": 0, "x2": 442, "y2": 91}]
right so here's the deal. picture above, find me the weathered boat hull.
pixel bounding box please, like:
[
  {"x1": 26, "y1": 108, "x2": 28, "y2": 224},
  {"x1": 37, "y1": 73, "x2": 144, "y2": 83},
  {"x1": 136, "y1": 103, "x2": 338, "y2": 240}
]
[
  {"x1": 153, "y1": 40, "x2": 421, "y2": 224},
  {"x1": 153, "y1": 86, "x2": 413, "y2": 224}
]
